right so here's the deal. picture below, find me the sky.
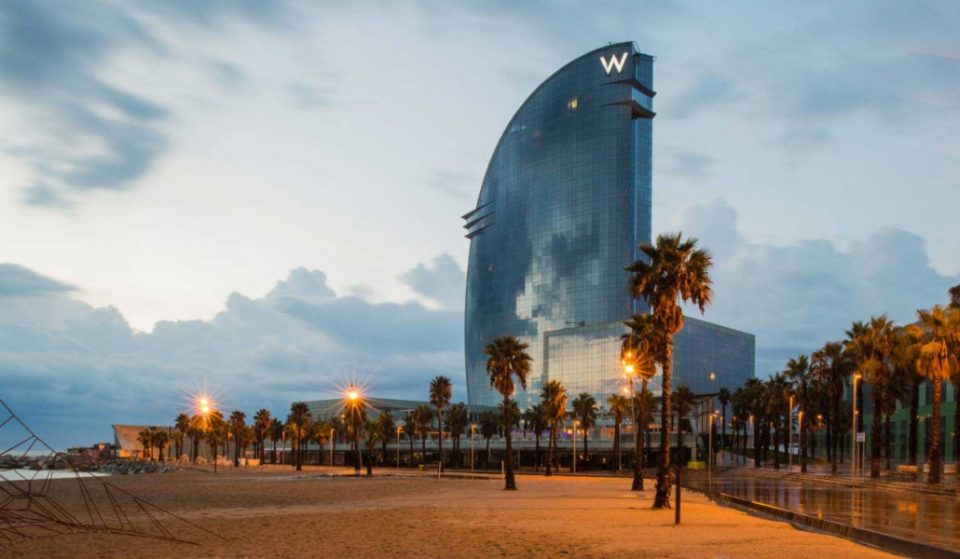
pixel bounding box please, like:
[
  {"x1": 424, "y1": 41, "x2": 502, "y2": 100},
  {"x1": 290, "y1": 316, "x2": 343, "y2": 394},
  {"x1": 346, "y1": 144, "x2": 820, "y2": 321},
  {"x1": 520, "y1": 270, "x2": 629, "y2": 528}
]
[{"x1": 1, "y1": 1, "x2": 958, "y2": 447}]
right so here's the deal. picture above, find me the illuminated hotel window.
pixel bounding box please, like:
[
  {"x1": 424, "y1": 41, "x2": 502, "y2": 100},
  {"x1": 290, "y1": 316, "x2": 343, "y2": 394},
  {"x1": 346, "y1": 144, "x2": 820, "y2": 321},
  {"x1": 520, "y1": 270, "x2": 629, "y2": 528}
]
[{"x1": 567, "y1": 97, "x2": 578, "y2": 110}]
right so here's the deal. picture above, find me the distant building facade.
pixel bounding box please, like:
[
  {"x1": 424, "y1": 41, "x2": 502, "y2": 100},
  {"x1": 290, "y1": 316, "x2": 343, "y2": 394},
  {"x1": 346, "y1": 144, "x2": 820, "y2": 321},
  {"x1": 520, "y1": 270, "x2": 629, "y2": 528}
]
[{"x1": 463, "y1": 42, "x2": 754, "y2": 409}]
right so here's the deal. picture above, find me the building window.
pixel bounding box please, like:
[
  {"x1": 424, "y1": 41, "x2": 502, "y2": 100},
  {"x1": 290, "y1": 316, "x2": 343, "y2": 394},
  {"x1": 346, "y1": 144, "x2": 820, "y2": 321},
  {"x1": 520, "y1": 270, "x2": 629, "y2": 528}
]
[{"x1": 567, "y1": 98, "x2": 578, "y2": 110}]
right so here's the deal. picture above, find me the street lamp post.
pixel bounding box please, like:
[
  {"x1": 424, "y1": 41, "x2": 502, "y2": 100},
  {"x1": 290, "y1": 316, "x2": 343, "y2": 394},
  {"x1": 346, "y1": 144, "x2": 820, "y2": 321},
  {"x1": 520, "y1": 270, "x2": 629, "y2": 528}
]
[
  {"x1": 330, "y1": 428, "x2": 335, "y2": 467},
  {"x1": 396, "y1": 426, "x2": 401, "y2": 469}
]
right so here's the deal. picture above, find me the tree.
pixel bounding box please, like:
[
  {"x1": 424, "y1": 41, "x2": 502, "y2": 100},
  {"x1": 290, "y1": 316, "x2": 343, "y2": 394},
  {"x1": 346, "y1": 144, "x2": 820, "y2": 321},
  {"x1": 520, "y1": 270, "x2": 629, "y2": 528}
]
[
  {"x1": 174, "y1": 413, "x2": 190, "y2": 461},
  {"x1": 847, "y1": 316, "x2": 895, "y2": 478},
  {"x1": 571, "y1": 393, "x2": 597, "y2": 470},
  {"x1": 522, "y1": 403, "x2": 547, "y2": 471},
  {"x1": 429, "y1": 375, "x2": 452, "y2": 472},
  {"x1": 363, "y1": 420, "x2": 379, "y2": 476},
  {"x1": 269, "y1": 418, "x2": 283, "y2": 464},
  {"x1": 152, "y1": 428, "x2": 169, "y2": 463},
  {"x1": 253, "y1": 409, "x2": 272, "y2": 462},
  {"x1": 206, "y1": 411, "x2": 226, "y2": 468},
  {"x1": 671, "y1": 386, "x2": 695, "y2": 466},
  {"x1": 810, "y1": 341, "x2": 852, "y2": 474},
  {"x1": 312, "y1": 419, "x2": 331, "y2": 465},
  {"x1": 446, "y1": 403, "x2": 469, "y2": 468},
  {"x1": 621, "y1": 312, "x2": 665, "y2": 490},
  {"x1": 627, "y1": 232, "x2": 713, "y2": 508},
  {"x1": 949, "y1": 284, "x2": 960, "y2": 309},
  {"x1": 228, "y1": 410, "x2": 247, "y2": 467},
  {"x1": 403, "y1": 411, "x2": 417, "y2": 466},
  {"x1": 413, "y1": 405, "x2": 433, "y2": 465},
  {"x1": 540, "y1": 379, "x2": 568, "y2": 476},
  {"x1": 343, "y1": 399, "x2": 366, "y2": 475},
  {"x1": 717, "y1": 388, "x2": 731, "y2": 450},
  {"x1": 485, "y1": 336, "x2": 533, "y2": 490},
  {"x1": 479, "y1": 411, "x2": 499, "y2": 467},
  {"x1": 375, "y1": 411, "x2": 395, "y2": 465},
  {"x1": 137, "y1": 429, "x2": 153, "y2": 461},
  {"x1": 907, "y1": 305, "x2": 959, "y2": 484},
  {"x1": 606, "y1": 395, "x2": 629, "y2": 471},
  {"x1": 784, "y1": 355, "x2": 810, "y2": 473},
  {"x1": 288, "y1": 402, "x2": 312, "y2": 471}
]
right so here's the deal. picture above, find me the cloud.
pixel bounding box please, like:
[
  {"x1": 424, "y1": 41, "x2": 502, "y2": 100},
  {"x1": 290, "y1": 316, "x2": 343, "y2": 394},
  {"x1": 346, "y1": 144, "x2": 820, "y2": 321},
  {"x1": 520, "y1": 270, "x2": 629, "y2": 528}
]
[
  {"x1": 668, "y1": 74, "x2": 737, "y2": 119},
  {"x1": 0, "y1": 264, "x2": 463, "y2": 449},
  {"x1": 661, "y1": 149, "x2": 716, "y2": 180},
  {"x1": 398, "y1": 253, "x2": 465, "y2": 309},
  {"x1": 676, "y1": 199, "x2": 959, "y2": 376},
  {"x1": 0, "y1": 263, "x2": 75, "y2": 298},
  {"x1": 0, "y1": 0, "x2": 290, "y2": 208}
]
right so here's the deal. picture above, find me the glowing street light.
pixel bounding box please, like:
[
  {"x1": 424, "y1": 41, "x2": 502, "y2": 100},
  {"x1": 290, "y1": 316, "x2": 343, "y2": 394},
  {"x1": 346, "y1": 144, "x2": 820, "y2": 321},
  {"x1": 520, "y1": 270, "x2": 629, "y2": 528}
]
[{"x1": 344, "y1": 386, "x2": 364, "y2": 475}]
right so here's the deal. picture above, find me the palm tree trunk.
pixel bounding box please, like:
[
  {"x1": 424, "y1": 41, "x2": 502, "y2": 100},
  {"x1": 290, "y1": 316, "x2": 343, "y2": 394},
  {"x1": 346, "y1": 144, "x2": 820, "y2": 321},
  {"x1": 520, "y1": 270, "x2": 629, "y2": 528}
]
[
  {"x1": 884, "y1": 413, "x2": 892, "y2": 470},
  {"x1": 634, "y1": 379, "x2": 646, "y2": 491},
  {"x1": 613, "y1": 420, "x2": 620, "y2": 471},
  {"x1": 421, "y1": 434, "x2": 427, "y2": 465},
  {"x1": 583, "y1": 428, "x2": 588, "y2": 471},
  {"x1": 653, "y1": 343, "x2": 673, "y2": 509},
  {"x1": 871, "y1": 388, "x2": 882, "y2": 478},
  {"x1": 503, "y1": 395, "x2": 516, "y2": 490},
  {"x1": 545, "y1": 425, "x2": 553, "y2": 476},
  {"x1": 437, "y1": 410, "x2": 444, "y2": 472},
  {"x1": 534, "y1": 432, "x2": 541, "y2": 472},
  {"x1": 909, "y1": 378, "x2": 920, "y2": 465},
  {"x1": 953, "y1": 379, "x2": 960, "y2": 464},
  {"x1": 930, "y1": 380, "x2": 943, "y2": 484}
]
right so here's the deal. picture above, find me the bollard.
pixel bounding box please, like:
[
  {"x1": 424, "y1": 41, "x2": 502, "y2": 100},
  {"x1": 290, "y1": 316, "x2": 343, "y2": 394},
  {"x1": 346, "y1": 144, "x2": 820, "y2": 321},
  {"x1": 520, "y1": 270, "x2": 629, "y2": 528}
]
[{"x1": 674, "y1": 466, "x2": 681, "y2": 525}]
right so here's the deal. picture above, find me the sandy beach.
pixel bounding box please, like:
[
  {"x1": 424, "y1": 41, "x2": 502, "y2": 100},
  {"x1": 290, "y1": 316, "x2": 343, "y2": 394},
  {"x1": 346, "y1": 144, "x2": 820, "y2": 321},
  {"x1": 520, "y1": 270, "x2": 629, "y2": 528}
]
[{"x1": 5, "y1": 465, "x2": 901, "y2": 559}]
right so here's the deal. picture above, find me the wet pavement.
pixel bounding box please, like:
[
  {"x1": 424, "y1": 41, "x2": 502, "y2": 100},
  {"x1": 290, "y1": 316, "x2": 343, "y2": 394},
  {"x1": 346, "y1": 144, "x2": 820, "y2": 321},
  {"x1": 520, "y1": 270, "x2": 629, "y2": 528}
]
[{"x1": 687, "y1": 467, "x2": 960, "y2": 554}]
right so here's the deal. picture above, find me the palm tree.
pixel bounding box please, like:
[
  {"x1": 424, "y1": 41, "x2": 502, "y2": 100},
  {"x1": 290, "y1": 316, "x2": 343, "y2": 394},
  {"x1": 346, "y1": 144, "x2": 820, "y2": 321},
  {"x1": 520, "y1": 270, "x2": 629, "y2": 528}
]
[
  {"x1": 521, "y1": 404, "x2": 546, "y2": 471},
  {"x1": 907, "y1": 305, "x2": 959, "y2": 484},
  {"x1": 479, "y1": 411, "x2": 499, "y2": 467},
  {"x1": 375, "y1": 411, "x2": 395, "y2": 465},
  {"x1": 484, "y1": 336, "x2": 532, "y2": 490},
  {"x1": 269, "y1": 418, "x2": 283, "y2": 464},
  {"x1": 627, "y1": 232, "x2": 713, "y2": 508},
  {"x1": 206, "y1": 411, "x2": 226, "y2": 468},
  {"x1": 949, "y1": 284, "x2": 960, "y2": 309},
  {"x1": 446, "y1": 403, "x2": 469, "y2": 468},
  {"x1": 228, "y1": 410, "x2": 246, "y2": 467},
  {"x1": 717, "y1": 388, "x2": 731, "y2": 450},
  {"x1": 287, "y1": 402, "x2": 311, "y2": 471},
  {"x1": 785, "y1": 355, "x2": 810, "y2": 472},
  {"x1": 137, "y1": 429, "x2": 153, "y2": 461},
  {"x1": 363, "y1": 420, "x2": 378, "y2": 476},
  {"x1": 152, "y1": 428, "x2": 169, "y2": 463},
  {"x1": 253, "y1": 409, "x2": 272, "y2": 462},
  {"x1": 413, "y1": 404, "x2": 433, "y2": 465},
  {"x1": 174, "y1": 413, "x2": 190, "y2": 461},
  {"x1": 671, "y1": 386, "x2": 695, "y2": 466},
  {"x1": 810, "y1": 341, "x2": 852, "y2": 474},
  {"x1": 571, "y1": 393, "x2": 597, "y2": 471},
  {"x1": 541, "y1": 379, "x2": 568, "y2": 476},
  {"x1": 891, "y1": 327, "x2": 922, "y2": 466},
  {"x1": 403, "y1": 411, "x2": 417, "y2": 466},
  {"x1": 429, "y1": 375, "x2": 452, "y2": 472},
  {"x1": 622, "y1": 312, "x2": 666, "y2": 490},
  {"x1": 847, "y1": 316, "x2": 896, "y2": 478},
  {"x1": 607, "y1": 395, "x2": 629, "y2": 471}
]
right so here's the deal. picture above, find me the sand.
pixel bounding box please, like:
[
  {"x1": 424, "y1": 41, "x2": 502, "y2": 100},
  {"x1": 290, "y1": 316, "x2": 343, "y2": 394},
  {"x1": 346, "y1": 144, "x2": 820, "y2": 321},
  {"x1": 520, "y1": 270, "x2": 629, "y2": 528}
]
[{"x1": 7, "y1": 465, "x2": 898, "y2": 559}]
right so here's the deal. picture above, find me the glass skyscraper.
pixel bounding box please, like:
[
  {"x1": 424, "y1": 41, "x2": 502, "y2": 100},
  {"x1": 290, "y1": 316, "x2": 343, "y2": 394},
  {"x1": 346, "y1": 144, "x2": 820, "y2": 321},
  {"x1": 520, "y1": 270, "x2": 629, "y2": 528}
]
[{"x1": 464, "y1": 42, "x2": 754, "y2": 408}]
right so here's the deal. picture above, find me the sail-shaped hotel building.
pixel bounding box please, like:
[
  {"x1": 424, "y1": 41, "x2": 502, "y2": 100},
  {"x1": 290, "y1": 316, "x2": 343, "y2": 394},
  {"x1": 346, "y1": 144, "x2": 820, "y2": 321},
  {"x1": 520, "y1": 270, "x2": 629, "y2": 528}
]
[{"x1": 463, "y1": 42, "x2": 755, "y2": 408}]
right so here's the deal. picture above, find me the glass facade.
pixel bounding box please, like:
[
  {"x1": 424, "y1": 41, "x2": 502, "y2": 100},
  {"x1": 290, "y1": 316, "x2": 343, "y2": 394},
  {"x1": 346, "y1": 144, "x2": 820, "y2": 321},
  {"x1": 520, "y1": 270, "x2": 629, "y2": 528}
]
[{"x1": 464, "y1": 43, "x2": 754, "y2": 408}]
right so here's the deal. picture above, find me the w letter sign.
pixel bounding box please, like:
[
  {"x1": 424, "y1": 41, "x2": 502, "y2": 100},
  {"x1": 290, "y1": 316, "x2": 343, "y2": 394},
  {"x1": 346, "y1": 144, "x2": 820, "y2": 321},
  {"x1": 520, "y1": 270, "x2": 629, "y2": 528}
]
[{"x1": 600, "y1": 52, "x2": 628, "y2": 75}]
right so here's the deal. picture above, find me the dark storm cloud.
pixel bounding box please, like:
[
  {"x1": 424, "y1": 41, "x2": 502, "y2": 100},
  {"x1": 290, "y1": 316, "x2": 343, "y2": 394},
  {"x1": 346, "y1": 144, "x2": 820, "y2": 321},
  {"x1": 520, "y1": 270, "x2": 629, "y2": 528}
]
[
  {"x1": 0, "y1": 263, "x2": 75, "y2": 297},
  {"x1": 678, "y1": 199, "x2": 960, "y2": 376},
  {"x1": 0, "y1": 264, "x2": 462, "y2": 449},
  {"x1": 0, "y1": 0, "x2": 291, "y2": 208}
]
